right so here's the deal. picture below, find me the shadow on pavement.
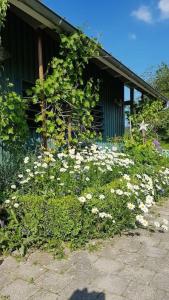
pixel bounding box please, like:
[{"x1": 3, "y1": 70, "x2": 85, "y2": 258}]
[{"x1": 69, "y1": 288, "x2": 105, "y2": 300}]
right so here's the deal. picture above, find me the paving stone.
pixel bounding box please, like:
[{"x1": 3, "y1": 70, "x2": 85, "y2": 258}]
[
  {"x1": 29, "y1": 289, "x2": 58, "y2": 300},
  {"x1": 93, "y1": 257, "x2": 123, "y2": 275},
  {"x1": 124, "y1": 281, "x2": 166, "y2": 300},
  {"x1": 14, "y1": 261, "x2": 46, "y2": 281},
  {"x1": 119, "y1": 266, "x2": 155, "y2": 284},
  {"x1": 35, "y1": 271, "x2": 72, "y2": 294},
  {"x1": 0, "y1": 257, "x2": 19, "y2": 273},
  {"x1": 90, "y1": 274, "x2": 131, "y2": 296},
  {"x1": 151, "y1": 272, "x2": 169, "y2": 292},
  {"x1": 0, "y1": 279, "x2": 38, "y2": 300},
  {"x1": 138, "y1": 246, "x2": 168, "y2": 258},
  {"x1": 0, "y1": 272, "x2": 14, "y2": 290},
  {"x1": 27, "y1": 251, "x2": 53, "y2": 266}
]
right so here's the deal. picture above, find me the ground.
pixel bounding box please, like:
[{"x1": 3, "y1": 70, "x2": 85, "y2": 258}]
[{"x1": 1, "y1": 200, "x2": 169, "y2": 300}]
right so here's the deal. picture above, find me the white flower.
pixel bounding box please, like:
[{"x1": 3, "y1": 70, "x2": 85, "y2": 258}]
[
  {"x1": 110, "y1": 189, "x2": 115, "y2": 193},
  {"x1": 99, "y1": 194, "x2": 105, "y2": 200},
  {"x1": 142, "y1": 219, "x2": 148, "y2": 227},
  {"x1": 161, "y1": 224, "x2": 168, "y2": 231},
  {"x1": 37, "y1": 155, "x2": 42, "y2": 159},
  {"x1": 78, "y1": 196, "x2": 86, "y2": 203},
  {"x1": 42, "y1": 163, "x2": 48, "y2": 168},
  {"x1": 57, "y1": 178, "x2": 61, "y2": 181},
  {"x1": 24, "y1": 157, "x2": 29, "y2": 164},
  {"x1": 12, "y1": 196, "x2": 16, "y2": 200},
  {"x1": 11, "y1": 185, "x2": 16, "y2": 189},
  {"x1": 14, "y1": 203, "x2": 19, "y2": 208},
  {"x1": 116, "y1": 189, "x2": 123, "y2": 196},
  {"x1": 86, "y1": 177, "x2": 90, "y2": 182},
  {"x1": 107, "y1": 165, "x2": 112, "y2": 171},
  {"x1": 163, "y1": 219, "x2": 168, "y2": 225},
  {"x1": 50, "y1": 175, "x2": 55, "y2": 180},
  {"x1": 29, "y1": 173, "x2": 34, "y2": 178},
  {"x1": 84, "y1": 166, "x2": 90, "y2": 171},
  {"x1": 18, "y1": 174, "x2": 23, "y2": 179},
  {"x1": 154, "y1": 221, "x2": 160, "y2": 228},
  {"x1": 5, "y1": 199, "x2": 10, "y2": 204},
  {"x1": 139, "y1": 202, "x2": 148, "y2": 213},
  {"x1": 123, "y1": 174, "x2": 130, "y2": 181},
  {"x1": 26, "y1": 169, "x2": 31, "y2": 173},
  {"x1": 127, "y1": 203, "x2": 135, "y2": 210},
  {"x1": 60, "y1": 168, "x2": 66, "y2": 173},
  {"x1": 92, "y1": 207, "x2": 99, "y2": 214},
  {"x1": 86, "y1": 194, "x2": 92, "y2": 200}
]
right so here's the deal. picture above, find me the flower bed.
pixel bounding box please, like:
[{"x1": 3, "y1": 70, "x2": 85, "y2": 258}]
[{"x1": 1, "y1": 144, "x2": 169, "y2": 255}]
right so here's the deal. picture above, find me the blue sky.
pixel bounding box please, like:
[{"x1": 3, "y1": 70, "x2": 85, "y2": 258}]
[{"x1": 43, "y1": 0, "x2": 169, "y2": 78}]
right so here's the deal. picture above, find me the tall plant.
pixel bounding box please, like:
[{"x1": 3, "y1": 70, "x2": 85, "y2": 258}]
[{"x1": 31, "y1": 31, "x2": 100, "y2": 148}]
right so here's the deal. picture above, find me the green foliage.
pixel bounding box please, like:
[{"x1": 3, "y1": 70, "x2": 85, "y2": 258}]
[
  {"x1": 130, "y1": 99, "x2": 163, "y2": 143},
  {"x1": 0, "y1": 80, "x2": 28, "y2": 145},
  {"x1": 157, "y1": 108, "x2": 169, "y2": 142},
  {"x1": 0, "y1": 0, "x2": 8, "y2": 27},
  {"x1": 31, "y1": 31, "x2": 100, "y2": 147}
]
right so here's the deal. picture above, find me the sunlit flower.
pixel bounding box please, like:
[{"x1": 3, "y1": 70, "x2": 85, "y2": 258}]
[
  {"x1": 127, "y1": 203, "x2": 135, "y2": 210},
  {"x1": 11, "y1": 185, "x2": 16, "y2": 189},
  {"x1": 60, "y1": 168, "x2": 66, "y2": 172},
  {"x1": 42, "y1": 163, "x2": 48, "y2": 168},
  {"x1": 99, "y1": 194, "x2": 105, "y2": 200},
  {"x1": 86, "y1": 194, "x2": 92, "y2": 200},
  {"x1": 14, "y1": 203, "x2": 19, "y2": 208},
  {"x1": 92, "y1": 207, "x2": 99, "y2": 214},
  {"x1": 50, "y1": 175, "x2": 55, "y2": 180},
  {"x1": 116, "y1": 189, "x2": 123, "y2": 196},
  {"x1": 139, "y1": 202, "x2": 148, "y2": 213},
  {"x1": 161, "y1": 224, "x2": 168, "y2": 231},
  {"x1": 5, "y1": 199, "x2": 10, "y2": 204},
  {"x1": 154, "y1": 221, "x2": 160, "y2": 228},
  {"x1": 18, "y1": 174, "x2": 23, "y2": 178},
  {"x1": 24, "y1": 157, "x2": 29, "y2": 164},
  {"x1": 78, "y1": 196, "x2": 86, "y2": 203}
]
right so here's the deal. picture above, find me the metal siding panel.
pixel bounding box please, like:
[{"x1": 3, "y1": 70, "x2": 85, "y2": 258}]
[{"x1": 102, "y1": 75, "x2": 124, "y2": 139}]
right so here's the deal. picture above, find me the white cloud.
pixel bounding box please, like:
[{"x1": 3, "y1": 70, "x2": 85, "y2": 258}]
[
  {"x1": 158, "y1": 0, "x2": 169, "y2": 19},
  {"x1": 129, "y1": 33, "x2": 137, "y2": 40},
  {"x1": 131, "y1": 5, "x2": 153, "y2": 23}
]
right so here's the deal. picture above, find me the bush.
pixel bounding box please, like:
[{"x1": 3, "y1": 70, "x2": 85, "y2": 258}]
[{"x1": 1, "y1": 144, "x2": 169, "y2": 256}]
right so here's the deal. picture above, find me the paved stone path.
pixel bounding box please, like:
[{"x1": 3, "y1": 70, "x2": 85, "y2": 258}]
[{"x1": 1, "y1": 201, "x2": 169, "y2": 300}]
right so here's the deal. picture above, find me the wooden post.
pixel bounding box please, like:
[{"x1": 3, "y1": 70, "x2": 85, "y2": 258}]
[
  {"x1": 37, "y1": 31, "x2": 47, "y2": 149},
  {"x1": 130, "y1": 87, "x2": 134, "y2": 114},
  {"x1": 141, "y1": 92, "x2": 144, "y2": 102}
]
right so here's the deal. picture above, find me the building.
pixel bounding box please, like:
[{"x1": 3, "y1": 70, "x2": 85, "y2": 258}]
[{"x1": 1, "y1": 0, "x2": 168, "y2": 139}]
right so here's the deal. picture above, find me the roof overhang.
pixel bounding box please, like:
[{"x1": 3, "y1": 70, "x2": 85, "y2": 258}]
[{"x1": 8, "y1": 0, "x2": 168, "y2": 102}]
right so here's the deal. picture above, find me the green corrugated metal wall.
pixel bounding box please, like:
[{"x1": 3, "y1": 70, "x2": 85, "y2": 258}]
[
  {"x1": 2, "y1": 10, "x2": 124, "y2": 139},
  {"x1": 102, "y1": 74, "x2": 124, "y2": 138},
  {"x1": 2, "y1": 10, "x2": 58, "y2": 94}
]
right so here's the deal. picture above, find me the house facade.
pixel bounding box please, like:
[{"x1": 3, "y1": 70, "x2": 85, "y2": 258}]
[{"x1": 1, "y1": 0, "x2": 167, "y2": 139}]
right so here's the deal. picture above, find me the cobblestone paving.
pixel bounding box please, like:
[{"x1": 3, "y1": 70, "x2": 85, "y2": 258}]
[{"x1": 1, "y1": 201, "x2": 169, "y2": 300}]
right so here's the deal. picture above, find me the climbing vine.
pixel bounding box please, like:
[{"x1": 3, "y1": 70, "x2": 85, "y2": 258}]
[
  {"x1": 0, "y1": 0, "x2": 8, "y2": 27},
  {"x1": 31, "y1": 31, "x2": 100, "y2": 147},
  {"x1": 0, "y1": 79, "x2": 29, "y2": 145}
]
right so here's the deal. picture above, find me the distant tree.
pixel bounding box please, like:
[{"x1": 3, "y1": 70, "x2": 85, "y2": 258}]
[{"x1": 144, "y1": 63, "x2": 169, "y2": 100}]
